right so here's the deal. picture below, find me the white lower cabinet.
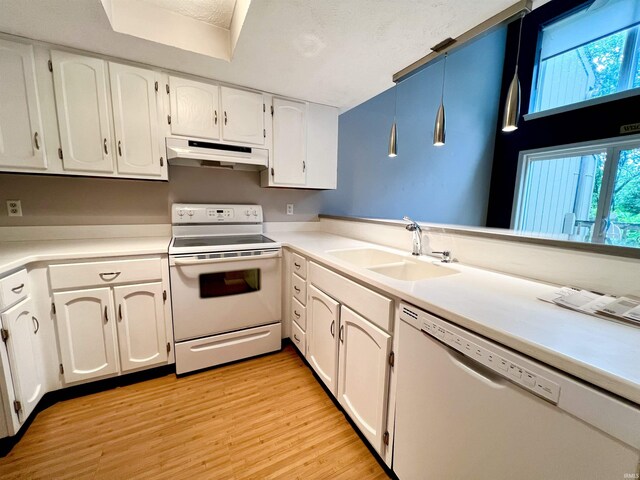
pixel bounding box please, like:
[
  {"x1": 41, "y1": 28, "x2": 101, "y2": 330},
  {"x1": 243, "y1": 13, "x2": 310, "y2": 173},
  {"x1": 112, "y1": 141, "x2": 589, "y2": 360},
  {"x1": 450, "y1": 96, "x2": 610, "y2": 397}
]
[
  {"x1": 304, "y1": 260, "x2": 394, "y2": 457},
  {"x1": 50, "y1": 256, "x2": 172, "y2": 385},
  {"x1": 337, "y1": 306, "x2": 392, "y2": 454},
  {"x1": 307, "y1": 285, "x2": 340, "y2": 393},
  {"x1": 1, "y1": 298, "x2": 44, "y2": 425},
  {"x1": 113, "y1": 282, "x2": 167, "y2": 372},
  {"x1": 53, "y1": 287, "x2": 119, "y2": 383}
]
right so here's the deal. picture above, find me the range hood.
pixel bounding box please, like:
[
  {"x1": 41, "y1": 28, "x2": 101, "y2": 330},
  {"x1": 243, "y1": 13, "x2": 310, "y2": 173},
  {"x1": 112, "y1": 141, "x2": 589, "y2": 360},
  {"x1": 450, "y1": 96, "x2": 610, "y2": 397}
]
[{"x1": 166, "y1": 138, "x2": 268, "y2": 171}]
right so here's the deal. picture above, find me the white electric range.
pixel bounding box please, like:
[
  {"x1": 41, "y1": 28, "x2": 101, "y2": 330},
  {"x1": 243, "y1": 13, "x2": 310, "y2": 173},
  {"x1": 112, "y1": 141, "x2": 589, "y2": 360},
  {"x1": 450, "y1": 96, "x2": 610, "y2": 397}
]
[{"x1": 169, "y1": 204, "x2": 282, "y2": 374}]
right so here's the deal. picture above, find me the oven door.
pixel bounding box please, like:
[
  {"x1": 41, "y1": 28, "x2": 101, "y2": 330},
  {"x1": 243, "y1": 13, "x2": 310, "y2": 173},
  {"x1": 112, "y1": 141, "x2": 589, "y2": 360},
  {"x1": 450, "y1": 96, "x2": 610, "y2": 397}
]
[{"x1": 169, "y1": 250, "x2": 282, "y2": 341}]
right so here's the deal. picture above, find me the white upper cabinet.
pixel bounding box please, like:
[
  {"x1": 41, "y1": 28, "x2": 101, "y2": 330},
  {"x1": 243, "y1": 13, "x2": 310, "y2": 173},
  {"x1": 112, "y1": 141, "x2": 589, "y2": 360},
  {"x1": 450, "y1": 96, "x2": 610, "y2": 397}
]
[
  {"x1": 0, "y1": 39, "x2": 47, "y2": 170},
  {"x1": 262, "y1": 98, "x2": 338, "y2": 190},
  {"x1": 271, "y1": 97, "x2": 307, "y2": 186},
  {"x1": 306, "y1": 103, "x2": 338, "y2": 189},
  {"x1": 109, "y1": 63, "x2": 163, "y2": 178},
  {"x1": 169, "y1": 76, "x2": 220, "y2": 140},
  {"x1": 53, "y1": 287, "x2": 119, "y2": 384},
  {"x1": 220, "y1": 86, "x2": 265, "y2": 145},
  {"x1": 1, "y1": 298, "x2": 44, "y2": 425},
  {"x1": 307, "y1": 285, "x2": 340, "y2": 394},
  {"x1": 113, "y1": 282, "x2": 167, "y2": 372},
  {"x1": 52, "y1": 51, "x2": 114, "y2": 173},
  {"x1": 337, "y1": 305, "x2": 392, "y2": 454}
]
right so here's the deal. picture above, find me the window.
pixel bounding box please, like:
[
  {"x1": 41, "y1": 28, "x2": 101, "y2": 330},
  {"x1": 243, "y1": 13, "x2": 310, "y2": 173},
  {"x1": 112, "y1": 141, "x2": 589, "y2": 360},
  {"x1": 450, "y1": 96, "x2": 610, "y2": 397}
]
[
  {"x1": 512, "y1": 135, "x2": 640, "y2": 248},
  {"x1": 532, "y1": 0, "x2": 640, "y2": 113}
]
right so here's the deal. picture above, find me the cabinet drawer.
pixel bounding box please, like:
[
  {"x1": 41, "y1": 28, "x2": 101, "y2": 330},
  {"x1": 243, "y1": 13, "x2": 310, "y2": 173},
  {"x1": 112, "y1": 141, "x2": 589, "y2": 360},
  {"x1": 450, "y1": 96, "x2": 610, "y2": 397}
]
[
  {"x1": 49, "y1": 257, "x2": 163, "y2": 290},
  {"x1": 291, "y1": 273, "x2": 306, "y2": 305},
  {"x1": 291, "y1": 297, "x2": 307, "y2": 331},
  {"x1": 309, "y1": 262, "x2": 393, "y2": 332},
  {"x1": 0, "y1": 269, "x2": 30, "y2": 310},
  {"x1": 291, "y1": 320, "x2": 306, "y2": 356},
  {"x1": 291, "y1": 252, "x2": 307, "y2": 279}
]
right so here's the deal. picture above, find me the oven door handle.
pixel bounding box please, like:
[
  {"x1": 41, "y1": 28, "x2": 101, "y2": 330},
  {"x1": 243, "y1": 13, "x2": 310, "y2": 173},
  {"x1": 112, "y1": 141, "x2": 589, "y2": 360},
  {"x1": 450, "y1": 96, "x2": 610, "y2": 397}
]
[{"x1": 172, "y1": 252, "x2": 281, "y2": 266}]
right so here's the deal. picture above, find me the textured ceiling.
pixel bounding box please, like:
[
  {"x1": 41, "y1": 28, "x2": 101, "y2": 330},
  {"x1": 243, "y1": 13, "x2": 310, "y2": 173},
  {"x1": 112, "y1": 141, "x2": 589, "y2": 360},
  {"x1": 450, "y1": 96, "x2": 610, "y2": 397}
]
[
  {"x1": 140, "y1": 0, "x2": 237, "y2": 28},
  {"x1": 0, "y1": 0, "x2": 520, "y2": 110}
]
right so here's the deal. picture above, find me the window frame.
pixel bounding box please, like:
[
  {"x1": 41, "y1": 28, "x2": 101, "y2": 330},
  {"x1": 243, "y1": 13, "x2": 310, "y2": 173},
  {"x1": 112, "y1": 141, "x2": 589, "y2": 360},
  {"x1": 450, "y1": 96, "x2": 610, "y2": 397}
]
[
  {"x1": 511, "y1": 133, "x2": 640, "y2": 244},
  {"x1": 529, "y1": 5, "x2": 640, "y2": 115}
]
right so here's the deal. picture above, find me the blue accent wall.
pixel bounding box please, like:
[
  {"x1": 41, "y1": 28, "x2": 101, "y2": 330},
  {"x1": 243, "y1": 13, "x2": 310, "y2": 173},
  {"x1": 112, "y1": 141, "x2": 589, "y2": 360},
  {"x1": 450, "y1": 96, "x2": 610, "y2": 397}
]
[{"x1": 320, "y1": 27, "x2": 507, "y2": 226}]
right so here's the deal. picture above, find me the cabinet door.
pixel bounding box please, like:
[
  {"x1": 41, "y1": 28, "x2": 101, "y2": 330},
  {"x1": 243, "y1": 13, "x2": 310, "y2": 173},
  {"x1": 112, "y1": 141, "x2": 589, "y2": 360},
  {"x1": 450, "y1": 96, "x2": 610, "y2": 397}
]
[
  {"x1": 0, "y1": 39, "x2": 46, "y2": 170},
  {"x1": 220, "y1": 86, "x2": 264, "y2": 145},
  {"x1": 113, "y1": 282, "x2": 167, "y2": 372},
  {"x1": 1, "y1": 298, "x2": 44, "y2": 424},
  {"x1": 53, "y1": 287, "x2": 118, "y2": 383},
  {"x1": 272, "y1": 97, "x2": 306, "y2": 186},
  {"x1": 307, "y1": 285, "x2": 340, "y2": 394},
  {"x1": 337, "y1": 306, "x2": 391, "y2": 454},
  {"x1": 169, "y1": 76, "x2": 219, "y2": 139},
  {"x1": 109, "y1": 63, "x2": 163, "y2": 177},
  {"x1": 52, "y1": 51, "x2": 114, "y2": 173},
  {"x1": 305, "y1": 102, "x2": 338, "y2": 189}
]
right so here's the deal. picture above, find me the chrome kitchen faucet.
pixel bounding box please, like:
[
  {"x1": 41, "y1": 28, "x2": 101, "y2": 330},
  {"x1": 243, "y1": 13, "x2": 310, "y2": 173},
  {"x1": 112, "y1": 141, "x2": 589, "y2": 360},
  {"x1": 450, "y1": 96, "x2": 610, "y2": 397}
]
[{"x1": 403, "y1": 216, "x2": 422, "y2": 256}]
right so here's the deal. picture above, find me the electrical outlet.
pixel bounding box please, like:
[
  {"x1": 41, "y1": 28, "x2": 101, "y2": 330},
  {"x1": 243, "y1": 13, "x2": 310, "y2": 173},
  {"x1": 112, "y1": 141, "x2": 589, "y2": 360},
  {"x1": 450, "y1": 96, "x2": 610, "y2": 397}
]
[
  {"x1": 7, "y1": 200, "x2": 22, "y2": 217},
  {"x1": 286, "y1": 204, "x2": 294, "y2": 215}
]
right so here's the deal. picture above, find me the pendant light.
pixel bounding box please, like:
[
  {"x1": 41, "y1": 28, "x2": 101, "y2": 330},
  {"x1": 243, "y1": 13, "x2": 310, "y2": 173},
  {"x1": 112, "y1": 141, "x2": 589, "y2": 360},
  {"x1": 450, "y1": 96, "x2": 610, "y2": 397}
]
[
  {"x1": 502, "y1": 12, "x2": 526, "y2": 132},
  {"x1": 433, "y1": 53, "x2": 447, "y2": 147},
  {"x1": 388, "y1": 82, "x2": 398, "y2": 157}
]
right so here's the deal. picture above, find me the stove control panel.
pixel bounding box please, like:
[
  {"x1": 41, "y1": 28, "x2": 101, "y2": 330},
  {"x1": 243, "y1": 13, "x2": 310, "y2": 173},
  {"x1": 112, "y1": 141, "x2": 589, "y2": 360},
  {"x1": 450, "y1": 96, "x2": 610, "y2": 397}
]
[{"x1": 172, "y1": 204, "x2": 263, "y2": 224}]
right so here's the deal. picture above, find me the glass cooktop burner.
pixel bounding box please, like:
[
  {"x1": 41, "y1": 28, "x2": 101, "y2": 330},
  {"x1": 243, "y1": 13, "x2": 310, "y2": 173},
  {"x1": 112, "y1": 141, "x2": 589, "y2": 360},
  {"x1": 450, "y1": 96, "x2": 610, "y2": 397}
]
[{"x1": 173, "y1": 235, "x2": 276, "y2": 249}]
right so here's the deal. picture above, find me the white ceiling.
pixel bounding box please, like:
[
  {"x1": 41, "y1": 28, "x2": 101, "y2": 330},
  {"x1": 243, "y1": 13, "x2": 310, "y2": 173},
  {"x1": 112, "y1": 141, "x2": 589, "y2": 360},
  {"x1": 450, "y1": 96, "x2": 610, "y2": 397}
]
[
  {"x1": 0, "y1": 0, "x2": 519, "y2": 110},
  {"x1": 140, "y1": 0, "x2": 237, "y2": 29}
]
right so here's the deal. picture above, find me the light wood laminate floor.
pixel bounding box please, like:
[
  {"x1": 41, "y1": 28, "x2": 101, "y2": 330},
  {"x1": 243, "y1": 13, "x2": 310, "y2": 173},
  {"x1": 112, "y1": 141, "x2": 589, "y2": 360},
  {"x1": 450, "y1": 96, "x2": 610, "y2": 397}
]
[{"x1": 0, "y1": 345, "x2": 390, "y2": 479}]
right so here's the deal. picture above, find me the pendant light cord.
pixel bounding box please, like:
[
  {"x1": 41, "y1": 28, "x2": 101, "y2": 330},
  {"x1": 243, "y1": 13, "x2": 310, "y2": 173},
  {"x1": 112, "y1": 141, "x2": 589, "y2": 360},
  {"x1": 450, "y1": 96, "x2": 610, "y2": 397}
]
[
  {"x1": 440, "y1": 53, "x2": 447, "y2": 103},
  {"x1": 394, "y1": 81, "x2": 398, "y2": 119},
  {"x1": 514, "y1": 12, "x2": 525, "y2": 73}
]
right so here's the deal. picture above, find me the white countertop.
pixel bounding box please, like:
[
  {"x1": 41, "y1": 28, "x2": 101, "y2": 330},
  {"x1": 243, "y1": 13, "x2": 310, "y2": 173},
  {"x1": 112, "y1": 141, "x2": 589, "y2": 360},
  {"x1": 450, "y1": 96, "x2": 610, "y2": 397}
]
[
  {"x1": 0, "y1": 230, "x2": 638, "y2": 405},
  {"x1": 268, "y1": 231, "x2": 640, "y2": 406},
  {"x1": 0, "y1": 236, "x2": 171, "y2": 273}
]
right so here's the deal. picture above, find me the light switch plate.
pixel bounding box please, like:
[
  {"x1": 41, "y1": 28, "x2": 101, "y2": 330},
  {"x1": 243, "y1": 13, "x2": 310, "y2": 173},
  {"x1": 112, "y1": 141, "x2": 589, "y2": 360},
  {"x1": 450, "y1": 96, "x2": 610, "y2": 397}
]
[
  {"x1": 286, "y1": 204, "x2": 294, "y2": 215},
  {"x1": 7, "y1": 200, "x2": 22, "y2": 217}
]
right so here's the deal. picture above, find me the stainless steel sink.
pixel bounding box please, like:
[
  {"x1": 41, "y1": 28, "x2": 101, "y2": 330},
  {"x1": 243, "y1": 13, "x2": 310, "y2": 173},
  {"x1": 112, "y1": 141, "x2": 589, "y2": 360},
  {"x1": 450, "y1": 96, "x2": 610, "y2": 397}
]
[
  {"x1": 326, "y1": 247, "x2": 407, "y2": 268},
  {"x1": 368, "y1": 261, "x2": 457, "y2": 281}
]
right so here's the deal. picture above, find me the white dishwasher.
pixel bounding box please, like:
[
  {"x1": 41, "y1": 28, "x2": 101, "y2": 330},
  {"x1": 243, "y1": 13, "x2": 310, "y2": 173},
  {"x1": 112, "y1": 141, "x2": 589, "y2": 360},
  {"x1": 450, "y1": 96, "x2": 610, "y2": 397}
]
[{"x1": 394, "y1": 303, "x2": 640, "y2": 480}]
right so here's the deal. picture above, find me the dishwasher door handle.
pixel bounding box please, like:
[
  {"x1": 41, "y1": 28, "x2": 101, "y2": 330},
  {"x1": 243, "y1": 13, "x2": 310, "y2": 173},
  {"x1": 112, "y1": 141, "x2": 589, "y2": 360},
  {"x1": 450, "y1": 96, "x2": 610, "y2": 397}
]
[{"x1": 444, "y1": 345, "x2": 507, "y2": 389}]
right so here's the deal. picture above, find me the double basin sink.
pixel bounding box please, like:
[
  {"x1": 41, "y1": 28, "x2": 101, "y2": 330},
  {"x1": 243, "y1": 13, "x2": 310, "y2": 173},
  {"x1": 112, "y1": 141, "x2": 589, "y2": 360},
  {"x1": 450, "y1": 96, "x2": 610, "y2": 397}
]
[{"x1": 327, "y1": 247, "x2": 458, "y2": 281}]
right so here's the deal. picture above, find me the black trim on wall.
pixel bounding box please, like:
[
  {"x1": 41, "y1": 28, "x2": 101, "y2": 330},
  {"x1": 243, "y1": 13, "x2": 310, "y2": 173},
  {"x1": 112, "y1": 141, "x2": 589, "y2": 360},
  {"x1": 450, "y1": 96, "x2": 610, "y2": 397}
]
[{"x1": 486, "y1": 0, "x2": 640, "y2": 228}]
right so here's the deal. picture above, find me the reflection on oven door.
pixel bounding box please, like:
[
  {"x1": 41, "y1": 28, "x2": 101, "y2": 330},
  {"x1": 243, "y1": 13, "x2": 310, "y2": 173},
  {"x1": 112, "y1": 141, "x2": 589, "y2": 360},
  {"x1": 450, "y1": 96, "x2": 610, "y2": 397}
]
[{"x1": 170, "y1": 256, "x2": 281, "y2": 341}]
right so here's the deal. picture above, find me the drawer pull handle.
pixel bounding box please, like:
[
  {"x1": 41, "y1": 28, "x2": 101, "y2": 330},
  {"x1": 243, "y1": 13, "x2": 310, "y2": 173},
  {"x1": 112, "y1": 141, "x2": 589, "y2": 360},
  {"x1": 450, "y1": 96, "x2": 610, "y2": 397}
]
[
  {"x1": 104, "y1": 306, "x2": 109, "y2": 324},
  {"x1": 117, "y1": 140, "x2": 122, "y2": 156},
  {"x1": 32, "y1": 316, "x2": 39, "y2": 334},
  {"x1": 294, "y1": 286, "x2": 300, "y2": 293},
  {"x1": 294, "y1": 310, "x2": 300, "y2": 318},
  {"x1": 11, "y1": 284, "x2": 25, "y2": 293},
  {"x1": 99, "y1": 272, "x2": 121, "y2": 281},
  {"x1": 103, "y1": 138, "x2": 108, "y2": 155},
  {"x1": 118, "y1": 304, "x2": 122, "y2": 321},
  {"x1": 34, "y1": 132, "x2": 40, "y2": 150},
  {"x1": 339, "y1": 325, "x2": 344, "y2": 343},
  {"x1": 294, "y1": 262, "x2": 301, "y2": 269},
  {"x1": 330, "y1": 320, "x2": 335, "y2": 337},
  {"x1": 294, "y1": 334, "x2": 300, "y2": 342}
]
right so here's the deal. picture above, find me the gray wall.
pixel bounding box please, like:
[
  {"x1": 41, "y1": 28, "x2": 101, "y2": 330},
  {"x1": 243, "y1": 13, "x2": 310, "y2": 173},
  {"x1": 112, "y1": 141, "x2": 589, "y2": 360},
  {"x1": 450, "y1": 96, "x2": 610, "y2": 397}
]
[{"x1": 0, "y1": 166, "x2": 324, "y2": 226}]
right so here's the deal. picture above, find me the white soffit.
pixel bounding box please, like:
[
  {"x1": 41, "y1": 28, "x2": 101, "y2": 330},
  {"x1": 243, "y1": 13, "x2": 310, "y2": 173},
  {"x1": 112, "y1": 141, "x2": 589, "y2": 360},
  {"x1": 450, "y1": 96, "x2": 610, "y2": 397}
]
[
  {"x1": 100, "y1": 0, "x2": 246, "y2": 61},
  {"x1": 0, "y1": 0, "x2": 521, "y2": 110}
]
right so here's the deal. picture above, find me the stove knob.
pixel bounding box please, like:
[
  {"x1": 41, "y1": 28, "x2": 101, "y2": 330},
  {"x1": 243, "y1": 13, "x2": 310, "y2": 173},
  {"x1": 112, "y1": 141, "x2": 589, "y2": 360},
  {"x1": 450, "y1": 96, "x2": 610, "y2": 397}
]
[
  {"x1": 245, "y1": 209, "x2": 251, "y2": 216},
  {"x1": 177, "y1": 210, "x2": 184, "y2": 217},
  {"x1": 253, "y1": 211, "x2": 258, "y2": 217},
  {"x1": 187, "y1": 209, "x2": 194, "y2": 217}
]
